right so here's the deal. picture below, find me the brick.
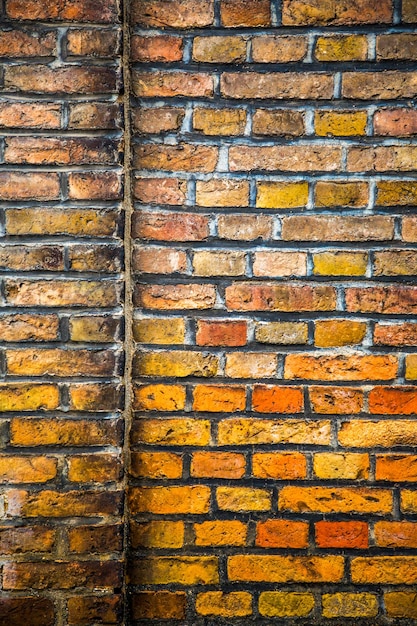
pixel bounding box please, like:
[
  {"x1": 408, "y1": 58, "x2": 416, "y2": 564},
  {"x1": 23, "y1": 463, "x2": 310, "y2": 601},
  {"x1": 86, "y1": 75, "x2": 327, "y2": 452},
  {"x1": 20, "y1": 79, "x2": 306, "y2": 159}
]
[
  {"x1": 252, "y1": 385, "x2": 304, "y2": 413},
  {"x1": 0, "y1": 456, "x2": 57, "y2": 483},
  {"x1": 193, "y1": 250, "x2": 246, "y2": 276},
  {"x1": 196, "y1": 320, "x2": 247, "y2": 346},
  {"x1": 374, "y1": 108, "x2": 417, "y2": 136},
  {"x1": 405, "y1": 355, "x2": 417, "y2": 380},
  {"x1": 252, "y1": 36, "x2": 308, "y2": 62},
  {"x1": 252, "y1": 109, "x2": 305, "y2": 136},
  {"x1": 315, "y1": 180, "x2": 369, "y2": 206},
  {"x1": 217, "y1": 214, "x2": 273, "y2": 240},
  {"x1": 67, "y1": 29, "x2": 119, "y2": 57},
  {"x1": 134, "y1": 318, "x2": 185, "y2": 345},
  {"x1": 346, "y1": 286, "x2": 417, "y2": 314},
  {"x1": 374, "y1": 250, "x2": 417, "y2": 275},
  {"x1": 230, "y1": 145, "x2": 341, "y2": 172},
  {"x1": 134, "y1": 107, "x2": 185, "y2": 134},
  {"x1": 191, "y1": 452, "x2": 245, "y2": 478},
  {"x1": 135, "y1": 143, "x2": 218, "y2": 172},
  {"x1": 225, "y1": 352, "x2": 277, "y2": 378},
  {"x1": 130, "y1": 485, "x2": 210, "y2": 515},
  {"x1": 69, "y1": 525, "x2": 123, "y2": 553},
  {"x1": 0, "y1": 29, "x2": 56, "y2": 57},
  {"x1": 282, "y1": 0, "x2": 392, "y2": 24},
  {"x1": 256, "y1": 519, "x2": 309, "y2": 548},
  {"x1": 130, "y1": 557, "x2": 219, "y2": 585},
  {"x1": 131, "y1": 35, "x2": 183, "y2": 62},
  {"x1": 6, "y1": 490, "x2": 121, "y2": 518},
  {"x1": 343, "y1": 71, "x2": 417, "y2": 99},
  {"x1": 68, "y1": 597, "x2": 122, "y2": 625},
  {"x1": 377, "y1": 34, "x2": 417, "y2": 60},
  {"x1": 385, "y1": 592, "x2": 417, "y2": 618},
  {"x1": 0, "y1": 598, "x2": 54, "y2": 626},
  {"x1": 217, "y1": 418, "x2": 331, "y2": 445},
  {"x1": 282, "y1": 215, "x2": 394, "y2": 241},
  {"x1": 3, "y1": 561, "x2": 121, "y2": 590},
  {"x1": 402, "y1": 491, "x2": 417, "y2": 513},
  {"x1": 315, "y1": 35, "x2": 368, "y2": 61},
  {"x1": 253, "y1": 250, "x2": 307, "y2": 278},
  {"x1": 253, "y1": 452, "x2": 307, "y2": 479},
  {"x1": 196, "y1": 179, "x2": 249, "y2": 207},
  {"x1": 193, "y1": 384, "x2": 246, "y2": 412},
  {"x1": 0, "y1": 245, "x2": 63, "y2": 271},
  {"x1": 348, "y1": 145, "x2": 417, "y2": 172},
  {"x1": 314, "y1": 320, "x2": 367, "y2": 346},
  {"x1": 256, "y1": 181, "x2": 309, "y2": 208},
  {"x1": 10, "y1": 418, "x2": 120, "y2": 447},
  {"x1": 285, "y1": 354, "x2": 397, "y2": 381},
  {"x1": 339, "y1": 419, "x2": 417, "y2": 447},
  {"x1": 377, "y1": 180, "x2": 417, "y2": 205},
  {"x1": 279, "y1": 486, "x2": 392, "y2": 514},
  {"x1": 0, "y1": 384, "x2": 59, "y2": 412},
  {"x1": 7, "y1": 348, "x2": 116, "y2": 377},
  {"x1": 6, "y1": 137, "x2": 117, "y2": 166},
  {"x1": 6, "y1": 0, "x2": 119, "y2": 21},
  {"x1": 6, "y1": 208, "x2": 118, "y2": 237},
  {"x1": 310, "y1": 386, "x2": 364, "y2": 414},
  {"x1": 0, "y1": 102, "x2": 61, "y2": 129},
  {"x1": 226, "y1": 283, "x2": 336, "y2": 311},
  {"x1": 133, "y1": 71, "x2": 213, "y2": 98},
  {"x1": 0, "y1": 526, "x2": 55, "y2": 554},
  {"x1": 221, "y1": 72, "x2": 333, "y2": 99},
  {"x1": 132, "y1": 418, "x2": 211, "y2": 447},
  {"x1": 256, "y1": 321, "x2": 308, "y2": 345},
  {"x1": 131, "y1": 592, "x2": 186, "y2": 621},
  {"x1": 315, "y1": 111, "x2": 368, "y2": 137},
  {"x1": 69, "y1": 102, "x2": 121, "y2": 129},
  {"x1": 134, "y1": 350, "x2": 218, "y2": 378},
  {"x1": 259, "y1": 592, "x2": 314, "y2": 617},
  {"x1": 228, "y1": 555, "x2": 344, "y2": 582},
  {"x1": 322, "y1": 593, "x2": 378, "y2": 618},
  {"x1": 193, "y1": 36, "x2": 246, "y2": 63},
  {"x1": 217, "y1": 486, "x2": 271, "y2": 511},
  {"x1": 70, "y1": 316, "x2": 119, "y2": 342},
  {"x1": 196, "y1": 592, "x2": 252, "y2": 617},
  {"x1": 193, "y1": 108, "x2": 246, "y2": 135},
  {"x1": 135, "y1": 246, "x2": 185, "y2": 275},
  {"x1": 0, "y1": 314, "x2": 59, "y2": 342},
  {"x1": 376, "y1": 455, "x2": 417, "y2": 482},
  {"x1": 220, "y1": 0, "x2": 271, "y2": 26},
  {"x1": 137, "y1": 283, "x2": 216, "y2": 310},
  {"x1": 0, "y1": 172, "x2": 59, "y2": 201},
  {"x1": 5, "y1": 65, "x2": 118, "y2": 94},
  {"x1": 134, "y1": 385, "x2": 185, "y2": 411},
  {"x1": 403, "y1": 0, "x2": 417, "y2": 21},
  {"x1": 133, "y1": 0, "x2": 214, "y2": 27},
  {"x1": 404, "y1": 216, "x2": 417, "y2": 240},
  {"x1": 134, "y1": 212, "x2": 209, "y2": 241},
  {"x1": 131, "y1": 521, "x2": 184, "y2": 549},
  {"x1": 315, "y1": 521, "x2": 368, "y2": 549},
  {"x1": 374, "y1": 323, "x2": 417, "y2": 346},
  {"x1": 313, "y1": 252, "x2": 368, "y2": 276},
  {"x1": 68, "y1": 454, "x2": 122, "y2": 483},
  {"x1": 128, "y1": 448, "x2": 183, "y2": 479},
  {"x1": 313, "y1": 452, "x2": 369, "y2": 480},
  {"x1": 69, "y1": 383, "x2": 120, "y2": 412},
  {"x1": 68, "y1": 172, "x2": 122, "y2": 200},
  {"x1": 351, "y1": 557, "x2": 417, "y2": 584},
  {"x1": 194, "y1": 520, "x2": 247, "y2": 546}
]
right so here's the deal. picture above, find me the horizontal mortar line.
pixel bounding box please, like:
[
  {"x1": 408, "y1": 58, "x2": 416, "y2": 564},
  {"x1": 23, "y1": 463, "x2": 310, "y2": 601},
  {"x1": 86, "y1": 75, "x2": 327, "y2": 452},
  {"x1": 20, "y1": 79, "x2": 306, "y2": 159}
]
[
  {"x1": 135, "y1": 168, "x2": 417, "y2": 179},
  {"x1": 132, "y1": 60, "x2": 417, "y2": 72},
  {"x1": 132, "y1": 241, "x2": 417, "y2": 249},
  {"x1": 131, "y1": 25, "x2": 417, "y2": 36},
  {"x1": 0, "y1": 164, "x2": 122, "y2": 171},
  {"x1": 133, "y1": 97, "x2": 417, "y2": 108},
  {"x1": 0, "y1": 130, "x2": 122, "y2": 138},
  {"x1": 133, "y1": 135, "x2": 417, "y2": 147},
  {"x1": 0, "y1": 237, "x2": 124, "y2": 244}
]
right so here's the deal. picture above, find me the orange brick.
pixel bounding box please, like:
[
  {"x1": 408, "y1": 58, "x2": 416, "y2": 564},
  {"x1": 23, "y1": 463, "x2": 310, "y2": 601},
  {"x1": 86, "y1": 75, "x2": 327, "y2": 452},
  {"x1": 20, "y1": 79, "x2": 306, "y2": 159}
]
[
  {"x1": 279, "y1": 486, "x2": 392, "y2": 514},
  {"x1": 193, "y1": 385, "x2": 246, "y2": 412},
  {"x1": 309, "y1": 386, "x2": 364, "y2": 414},
  {"x1": 133, "y1": 384, "x2": 186, "y2": 411},
  {"x1": 256, "y1": 520, "x2": 309, "y2": 548},
  {"x1": 285, "y1": 353, "x2": 397, "y2": 381},
  {"x1": 191, "y1": 452, "x2": 245, "y2": 479},
  {"x1": 196, "y1": 320, "x2": 247, "y2": 346},
  {"x1": 376, "y1": 455, "x2": 417, "y2": 482},
  {"x1": 129, "y1": 486, "x2": 210, "y2": 515},
  {"x1": 375, "y1": 522, "x2": 417, "y2": 548},
  {"x1": 253, "y1": 452, "x2": 307, "y2": 479},
  {"x1": 315, "y1": 521, "x2": 368, "y2": 549},
  {"x1": 252, "y1": 385, "x2": 304, "y2": 413},
  {"x1": 194, "y1": 520, "x2": 247, "y2": 546},
  {"x1": 216, "y1": 486, "x2": 271, "y2": 511},
  {"x1": 130, "y1": 452, "x2": 183, "y2": 479},
  {"x1": 196, "y1": 592, "x2": 252, "y2": 617},
  {"x1": 228, "y1": 555, "x2": 344, "y2": 583},
  {"x1": 131, "y1": 521, "x2": 184, "y2": 549}
]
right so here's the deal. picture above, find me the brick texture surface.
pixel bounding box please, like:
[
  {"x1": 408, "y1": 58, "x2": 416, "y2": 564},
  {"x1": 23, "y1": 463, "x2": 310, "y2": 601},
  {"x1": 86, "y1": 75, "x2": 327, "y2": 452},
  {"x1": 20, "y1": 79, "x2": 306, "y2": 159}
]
[{"x1": 2, "y1": 0, "x2": 417, "y2": 623}]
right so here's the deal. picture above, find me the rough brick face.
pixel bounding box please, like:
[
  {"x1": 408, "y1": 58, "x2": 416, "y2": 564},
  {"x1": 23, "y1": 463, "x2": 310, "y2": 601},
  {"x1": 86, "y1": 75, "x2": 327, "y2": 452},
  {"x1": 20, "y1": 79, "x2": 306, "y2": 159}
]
[{"x1": 2, "y1": 0, "x2": 417, "y2": 623}]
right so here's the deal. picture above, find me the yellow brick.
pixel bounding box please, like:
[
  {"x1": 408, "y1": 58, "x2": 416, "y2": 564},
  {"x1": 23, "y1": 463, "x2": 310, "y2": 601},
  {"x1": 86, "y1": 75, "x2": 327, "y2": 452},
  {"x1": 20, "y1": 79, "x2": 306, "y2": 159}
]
[
  {"x1": 193, "y1": 108, "x2": 246, "y2": 136},
  {"x1": 315, "y1": 181, "x2": 369, "y2": 206},
  {"x1": 315, "y1": 35, "x2": 368, "y2": 61},
  {"x1": 313, "y1": 252, "x2": 368, "y2": 276},
  {"x1": 194, "y1": 520, "x2": 247, "y2": 546},
  {"x1": 134, "y1": 351, "x2": 218, "y2": 378},
  {"x1": 315, "y1": 320, "x2": 367, "y2": 347},
  {"x1": 315, "y1": 111, "x2": 368, "y2": 137},
  {"x1": 133, "y1": 384, "x2": 186, "y2": 411},
  {"x1": 131, "y1": 521, "x2": 184, "y2": 549},
  {"x1": 322, "y1": 593, "x2": 378, "y2": 618},
  {"x1": 133, "y1": 318, "x2": 185, "y2": 344},
  {"x1": 0, "y1": 384, "x2": 59, "y2": 411},
  {"x1": 259, "y1": 592, "x2": 315, "y2": 617},
  {"x1": 196, "y1": 592, "x2": 252, "y2": 617},
  {"x1": 257, "y1": 181, "x2": 308, "y2": 208},
  {"x1": 406, "y1": 355, "x2": 417, "y2": 379},
  {"x1": 216, "y1": 486, "x2": 271, "y2": 511},
  {"x1": 193, "y1": 251, "x2": 246, "y2": 276},
  {"x1": 132, "y1": 557, "x2": 219, "y2": 585},
  {"x1": 193, "y1": 36, "x2": 246, "y2": 63},
  {"x1": 313, "y1": 453, "x2": 369, "y2": 480},
  {"x1": 228, "y1": 555, "x2": 344, "y2": 583},
  {"x1": 134, "y1": 419, "x2": 211, "y2": 446},
  {"x1": 129, "y1": 486, "x2": 210, "y2": 515}
]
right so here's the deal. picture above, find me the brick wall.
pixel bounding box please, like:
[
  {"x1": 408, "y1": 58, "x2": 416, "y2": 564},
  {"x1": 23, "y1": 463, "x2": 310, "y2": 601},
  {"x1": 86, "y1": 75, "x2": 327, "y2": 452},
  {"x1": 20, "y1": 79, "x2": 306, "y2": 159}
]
[{"x1": 1, "y1": 0, "x2": 417, "y2": 624}]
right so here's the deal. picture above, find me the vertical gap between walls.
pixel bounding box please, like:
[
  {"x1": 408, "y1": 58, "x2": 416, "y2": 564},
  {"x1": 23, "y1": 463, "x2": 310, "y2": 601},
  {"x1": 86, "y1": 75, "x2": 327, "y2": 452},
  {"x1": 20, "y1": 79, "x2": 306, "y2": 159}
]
[{"x1": 122, "y1": 0, "x2": 134, "y2": 623}]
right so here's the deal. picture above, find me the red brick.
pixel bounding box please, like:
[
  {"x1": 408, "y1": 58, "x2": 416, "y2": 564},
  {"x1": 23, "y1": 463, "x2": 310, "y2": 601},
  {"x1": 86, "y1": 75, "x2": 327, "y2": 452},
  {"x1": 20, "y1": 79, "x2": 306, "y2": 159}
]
[
  {"x1": 6, "y1": 0, "x2": 119, "y2": 21},
  {"x1": 132, "y1": 0, "x2": 214, "y2": 27}
]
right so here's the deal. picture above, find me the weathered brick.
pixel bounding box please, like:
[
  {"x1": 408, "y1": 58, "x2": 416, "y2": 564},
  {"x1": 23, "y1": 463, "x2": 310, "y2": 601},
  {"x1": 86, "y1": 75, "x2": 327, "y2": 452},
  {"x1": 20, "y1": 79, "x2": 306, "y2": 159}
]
[
  {"x1": 0, "y1": 598, "x2": 54, "y2": 626},
  {"x1": 68, "y1": 102, "x2": 121, "y2": 129},
  {"x1": 68, "y1": 597, "x2": 122, "y2": 625},
  {"x1": 131, "y1": 521, "x2": 184, "y2": 549},
  {"x1": 137, "y1": 283, "x2": 216, "y2": 310},
  {"x1": 193, "y1": 384, "x2": 246, "y2": 412},
  {"x1": 252, "y1": 36, "x2": 308, "y2": 62},
  {"x1": 3, "y1": 561, "x2": 121, "y2": 590},
  {"x1": 285, "y1": 353, "x2": 397, "y2": 381},
  {"x1": 351, "y1": 557, "x2": 417, "y2": 584},
  {"x1": 256, "y1": 519, "x2": 309, "y2": 548},
  {"x1": 193, "y1": 36, "x2": 246, "y2": 63},
  {"x1": 252, "y1": 385, "x2": 304, "y2": 413},
  {"x1": 313, "y1": 452, "x2": 369, "y2": 480},
  {"x1": 385, "y1": 592, "x2": 417, "y2": 618},
  {"x1": 67, "y1": 29, "x2": 119, "y2": 57},
  {"x1": 134, "y1": 211, "x2": 209, "y2": 241},
  {"x1": 217, "y1": 486, "x2": 271, "y2": 511},
  {"x1": 6, "y1": 208, "x2": 118, "y2": 237},
  {"x1": 0, "y1": 172, "x2": 60, "y2": 201},
  {"x1": 131, "y1": 35, "x2": 183, "y2": 62},
  {"x1": 196, "y1": 320, "x2": 247, "y2": 346},
  {"x1": 279, "y1": 486, "x2": 392, "y2": 514},
  {"x1": 194, "y1": 520, "x2": 247, "y2": 546},
  {"x1": 133, "y1": 71, "x2": 213, "y2": 98},
  {"x1": 132, "y1": 419, "x2": 210, "y2": 446},
  {"x1": 132, "y1": 0, "x2": 214, "y2": 27},
  {"x1": 313, "y1": 252, "x2": 368, "y2": 276},
  {"x1": 377, "y1": 34, "x2": 417, "y2": 60},
  {"x1": 196, "y1": 592, "x2": 252, "y2": 617},
  {"x1": 6, "y1": 0, "x2": 119, "y2": 21},
  {"x1": 259, "y1": 592, "x2": 315, "y2": 617},
  {"x1": 322, "y1": 593, "x2": 378, "y2": 618},
  {"x1": 314, "y1": 320, "x2": 367, "y2": 346},
  {"x1": 68, "y1": 454, "x2": 122, "y2": 483},
  {"x1": 191, "y1": 452, "x2": 245, "y2": 479},
  {"x1": 10, "y1": 418, "x2": 120, "y2": 447},
  {"x1": 6, "y1": 490, "x2": 122, "y2": 518},
  {"x1": 374, "y1": 323, "x2": 417, "y2": 346},
  {"x1": 134, "y1": 318, "x2": 185, "y2": 345},
  {"x1": 196, "y1": 179, "x2": 249, "y2": 207},
  {"x1": 230, "y1": 145, "x2": 342, "y2": 172},
  {"x1": 217, "y1": 214, "x2": 273, "y2": 240},
  {"x1": 193, "y1": 250, "x2": 246, "y2": 276},
  {"x1": 129, "y1": 486, "x2": 210, "y2": 515},
  {"x1": 130, "y1": 557, "x2": 219, "y2": 585},
  {"x1": 225, "y1": 283, "x2": 336, "y2": 311},
  {"x1": 0, "y1": 29, "x2": 56, "y2": 57},
  {"x1": 282, "y1": 0, "x2": 392, "y2": 24},
  {"x1": 69, "y1": 525, "x2": 123, "y2": 553},
  {"x1": 228, "y1": 555, "x2": 344, "y2": 582},
  {"x1": 255, "y1": 321, "x2": 308, "y2": 345},
  {"x1": 5, "y1": 65, "x2": 118, "y2": 94},
  {"x1": 315, "y1": 180, "x2": 369, "y2": 206},
  {"x1": 0, "y1": 384, "x2": 59, "y2": 412},
  {"x1": 253, "y1": 452, "x2": 307, "y2": 479},
  {"x1": 221, "y1": 72, "x2": 333, "y2": 99},
  {"x1": 315, "y1": 35, "x2": 368, "y2": 61},
  {"x1": 131, "y1": 451, "x2": 182, "y2": 479},
  {"x1": 193, "y1": 108, "x2": 246, "y2": 135},
  {"x1": 135, "y1": 143, "x2": 218, "y2": 172},
  {"x1": 133, "y1": 107, "x2": 185, "y2": 134},
  {"x1": 256, "y1": 181, "x2": 309, "y2": 208},
  {"x1": 315, "y1": 521, "x2": 368, "y2": 549},
  {"x1": 217, "y1": 418, "x2": 331, "y2": 445},
  {"x1": 374, "y1": 108, "x2": 417, "y2": 136},
  {"x1": 339, "y1": 419, "x2": 417, "y2": 447},
  {"x1": 346, "y1": 286, "x2": 417, "y2": 314},
  {"x1": 220, "y1": 0, "x2": 271, "y2": 26},
  {"x1": 309, "y1": 386, "x2": 364, "y2": 414},
  {"x1": 253, "y1": 109, "x2": 305, "y2": 136},
  {"x1": 282, "y1": 215, "x2": 394, "y2": 241},
  {"x1": 343, "y1": 71, "x2": 417, "y2": 99},
  {"x1": 0, "y1": 102, "x2": 61, "y2": 129},
  {"x1": 131, "y1": 592, "x2": 187, "y2": 621},
  {"x1": 225, "y1": 352, "x2": 277, "y2": 378}
]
